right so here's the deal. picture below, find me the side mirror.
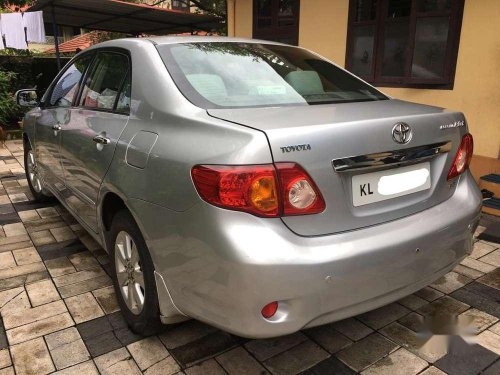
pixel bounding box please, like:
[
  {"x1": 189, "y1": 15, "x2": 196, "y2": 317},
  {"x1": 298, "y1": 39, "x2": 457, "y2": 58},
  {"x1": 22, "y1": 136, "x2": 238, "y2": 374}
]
[{"x1": 15, "y1": 89, "x2": 38, "y2": 107}]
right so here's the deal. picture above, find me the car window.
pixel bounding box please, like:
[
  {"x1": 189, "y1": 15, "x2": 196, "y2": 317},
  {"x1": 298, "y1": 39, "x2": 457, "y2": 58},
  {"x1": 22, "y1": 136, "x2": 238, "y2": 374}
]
[
  {"x1": 157, "y1": 42, "x2": 388, "y2": 109},
  {"x1": 80, "y1": 52, "x2": 129, "y2": 111},
  {"x1": 49, "y1": 55, "x2": 93, "y2": 107}
]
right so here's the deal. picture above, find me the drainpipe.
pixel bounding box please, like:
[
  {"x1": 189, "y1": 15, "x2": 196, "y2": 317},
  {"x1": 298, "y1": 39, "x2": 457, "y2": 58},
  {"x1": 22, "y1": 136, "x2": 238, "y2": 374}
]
[
  {"x1": 226, "y1": 0, "x2": 235, "y2": 37},
  {"x1": 51, "y1": 4, "x2": 61, "y2": 71}
]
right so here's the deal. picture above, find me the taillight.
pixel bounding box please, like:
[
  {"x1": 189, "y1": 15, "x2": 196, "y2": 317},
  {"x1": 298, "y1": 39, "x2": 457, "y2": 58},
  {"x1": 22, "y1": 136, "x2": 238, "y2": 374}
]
[
  {"x1": 191, "y1": 163, "x2": 325, "y2": 217},
  {"x1": 447, "y1": 133, "x2": 473, "y2": 180}
]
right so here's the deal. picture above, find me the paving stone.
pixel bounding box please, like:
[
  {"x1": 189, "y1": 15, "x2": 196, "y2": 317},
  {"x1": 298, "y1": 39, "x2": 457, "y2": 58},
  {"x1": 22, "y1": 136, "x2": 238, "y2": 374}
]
[
  {"x1": 3, "y1": 299, "x2": 67, "y2": 329},
  {"x1": 10, "y1": 337, "x2": 55, "y2": 375},
  {"x1": 264, "y1": 339, "x2": 329, "y2": 375},
  {"x1": 45, "y1": 256, "x2": 76, "y2": 277},
  {"x1": 2, "y1": 223, "x2": 26, "y2": 237},
  {"x1": 361, "y1": 348, "x2": 427, "y2": 375},
  {"x1": 84, "y1": 331, "x2": 123, "y2": 358},
  {"x1": 59, "y1": 274, "x2": 113, "y2": 298},
  {"x1": 185, "y1": 359, "x2": 225, "y2": 375},
  {"x1": 0, "y1": 239, "x2": 32, "y2": 253},
  {"x1": 25, "y1": 217, "x2": 67, "y2": 234},
  {"x1": 36, "y1": 239, "x2": 86, "y2": 261},
  {"x1": 245, "y1": 332, "x2": 308, "y2": 361},
  {"x1": 6, "y1": 312, "x2": 74, "y2": 345},
  {"x1": 460, "y1": 257, "x2": 496, "y2": 273},
  {"x1": 302, "y1": 355, "x2": 357, "y2": 375},
  {"x1": 79, "y1": 234, "x2": 102, "y2": 252},
  {"x1": 0, "y1": 261, "x2": 45, "y2": 280},
  {"x1": 46, "y1": 327, "x2": 80, "y2": 349},
  {"x1": 159, "y1": 320, "x2": 218, "y2": 350},
  {"x1": 216, "y1": 346, "x2": 268, "y2": 375},
  {"x1": 52, "y1": 360, "x2": 99, "y2": 375},
  {"x1": 65, "y1": 292, "x2": 105, "y2": 323},
  {"x1": 0, "y1": 253, "x2": 15, "y2": 270},
  {"x1": 0, "y1": 287, "x2": 23, "y2": 309},
  {"x1": 398, "y1": 294, "x2": 429, "y2": 311},
  {"x1": 431, "y1": 271, "x2": 473, "y2": 294},
  {"x1": 471, "y1": 241, "x2": 497, "y2": 259},
  {"x1": 459, "y1": 308, "x2": 498, "y2": 333},
  {"x1": 451, "y1": 282, "x2": 500, "y2": 318},
  {"x1": 30, "y1": 229, "x2": 58, "y2": 246},
  {"x1": 69, "y1": 251, "x2": 100, "y2": 271},
  {"x1": 0, "y1": 291, "x2": 30, "y2": 316},
  {"x1": 50, "y1": 226, "x2": 77, "y2": 242},
  {"x1": 25, "y1": 279, "x2": 60, "y2": 307},
  {"x1": 8, "y1": 194, "x2": 28, "y2": 203},
  {"x1": 114, "y1": 326, "x2": 145, "y2": 346},
  {"x1": 46, "y1": 327, "x2": 91, "y2": 370},
  {"x1": 36, "y1": 207, "x2": 59, "y2": 219},
  {"x1": 304, "y1": 323, "x2": 353, "y2": 354},
  {"x1": 434, "y1": 336, "x2": 498, "y2": 375},
  {"x1": 478, "y1": 268, "x2": 500, "y2": 290},
  {"x1": 94, "y1": 347, "x2": 141, "y2": 375},
  {"x1": 336, "y1": 332, "x2": 398, "y2": 372},
  {"x1": 169, "y1": 330, "x2": 240, "y2": 368},
  {"x1": 331, "y1": 318, "x2": 374, "y2": 341},
  {"x1": 0, "y1": 270, "x2": 50, "y2": 292},
  {"x1": 53, "y1": 267, "x2": 108, "y2": 287},
  {"x1": 476, "y1": 330, "x2": 500, "y2": 355},
  {"x1": 0, "y1": 348, "x2": 11, "y2": 369},
  {"x1": 358, "y1": 303, "x2": 410, "y2": 330},
  {"x1": 489, "y1": 321, "x2": 500, "y2": 335},
  {"x1": 12, "y1": 247, "x2": 41, "y2": 265},
  {"x1": 419, "y1": 367, "x2": 447, "y2": 375},
  {"x1": 0, "y1": 321, "x2": 6, "y2": 350},
  {"x1": 77, "y1": 315, "x2": 113, "y2": 340},
  {"x1": 479, "y1": 249, "x2": 500, "y2": 267},
  {"x1": 143, "y1": 356, "x2": 180, "y2": 375},
  {"x1": 483, "y1": 360, "x2": 500, "y2": 375},
  {"x1": 127, "y1": 336, "x2": 169, "y2": 370},
  {"x1": 417, "y1": 296, "x2": 470, "y2": 317},
  {"x1": 380, "y1": 322, "x2": 447, "y2": 363},
  {"x1": 17, "y1": 210, "x2": 40, "y2": 222},
  {"x1": 398, "y1": 312, "x2": 424, "y2": 332},
  {"x1": 92, "y1": 285, "x2": 120, "y2": 314},
  {"x1": 453, "y1": 264, "x2": 485, "y2": 279}
]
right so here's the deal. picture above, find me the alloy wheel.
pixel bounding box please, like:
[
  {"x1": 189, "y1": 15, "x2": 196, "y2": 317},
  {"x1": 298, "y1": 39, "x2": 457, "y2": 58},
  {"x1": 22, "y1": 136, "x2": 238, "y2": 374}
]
[
  {"x1": 27, "y1": 150, "x2": 43, "y2": 193},
  {"x1": 114, "y1": 231, "x2": 145, "y2": 315}
]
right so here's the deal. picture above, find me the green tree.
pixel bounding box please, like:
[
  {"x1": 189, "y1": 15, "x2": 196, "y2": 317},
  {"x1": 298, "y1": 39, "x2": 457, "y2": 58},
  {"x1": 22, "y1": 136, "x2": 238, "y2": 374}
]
[{"x1": 0, "y1": 0, "x2": 34, "y2": 9}]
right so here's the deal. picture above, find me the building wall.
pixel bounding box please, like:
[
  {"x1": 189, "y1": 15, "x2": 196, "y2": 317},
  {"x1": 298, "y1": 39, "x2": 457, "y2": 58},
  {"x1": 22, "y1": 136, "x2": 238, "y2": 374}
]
[{"x1": 228, "y1": 0, "x2": 500, "y2": 162}]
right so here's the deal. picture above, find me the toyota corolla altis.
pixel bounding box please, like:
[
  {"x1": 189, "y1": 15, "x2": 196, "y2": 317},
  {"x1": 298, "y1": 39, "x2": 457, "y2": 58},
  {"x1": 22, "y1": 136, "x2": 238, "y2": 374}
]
[{"x1": 17, "y1": 37, "x2": 481, "y2": 338}]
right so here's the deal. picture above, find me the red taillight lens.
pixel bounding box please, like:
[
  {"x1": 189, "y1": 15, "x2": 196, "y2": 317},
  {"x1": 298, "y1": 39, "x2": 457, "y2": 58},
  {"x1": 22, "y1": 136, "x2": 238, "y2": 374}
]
[
  {"x1": 447, "y1": 133, "x2": 473, "y2": 180},
  {"x1": 261, "y1": 301, "x2": 278, "y2": 318},
  {"x1": 276, "y1": 163, "x2": 326, "y2": 215},
  {"x1": 191, "y1": 163, "x2": 325, "y2": 217}
]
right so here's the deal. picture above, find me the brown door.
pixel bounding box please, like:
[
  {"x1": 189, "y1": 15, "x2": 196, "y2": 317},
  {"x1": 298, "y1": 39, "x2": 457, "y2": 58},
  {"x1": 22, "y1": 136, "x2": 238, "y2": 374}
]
[{"x1": 253, "y1": 0, "x2": 300, "y2": 45}]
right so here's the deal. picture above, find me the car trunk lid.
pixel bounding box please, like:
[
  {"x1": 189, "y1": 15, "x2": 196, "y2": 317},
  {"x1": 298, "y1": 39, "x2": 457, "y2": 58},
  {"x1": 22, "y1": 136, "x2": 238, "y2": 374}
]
[{"x1": 208, "y1": 99, "x2": 467, "y2": 236}]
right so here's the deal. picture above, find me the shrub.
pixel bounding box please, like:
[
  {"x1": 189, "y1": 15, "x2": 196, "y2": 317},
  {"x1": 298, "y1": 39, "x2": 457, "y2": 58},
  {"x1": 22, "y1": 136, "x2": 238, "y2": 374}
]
[{"x1": 0, "y1": 70, "x2": 27, "y2": 128}]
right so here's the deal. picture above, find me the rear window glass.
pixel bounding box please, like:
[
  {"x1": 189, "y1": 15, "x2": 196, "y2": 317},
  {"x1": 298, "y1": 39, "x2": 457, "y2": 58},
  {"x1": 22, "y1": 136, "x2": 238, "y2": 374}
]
[{"x1": 157, "y1": 42, "x2": 388, "y2": 109}]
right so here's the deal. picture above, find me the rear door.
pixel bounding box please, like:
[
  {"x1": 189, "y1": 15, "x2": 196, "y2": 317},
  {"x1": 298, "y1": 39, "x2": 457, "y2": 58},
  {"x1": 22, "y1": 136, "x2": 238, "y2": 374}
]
[
  {"x1": 60, "y1": 50, "x2": 131, "y2": 232},
  {"x1": 35, "y1": 54, "x2": 93, "y2": 190}
]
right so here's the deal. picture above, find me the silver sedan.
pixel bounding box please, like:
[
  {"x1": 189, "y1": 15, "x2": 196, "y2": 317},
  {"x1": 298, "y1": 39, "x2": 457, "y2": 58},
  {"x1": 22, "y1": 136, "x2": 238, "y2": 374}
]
[{"x1": 17, "y1": 37, "x2": 481, "y2": 338}]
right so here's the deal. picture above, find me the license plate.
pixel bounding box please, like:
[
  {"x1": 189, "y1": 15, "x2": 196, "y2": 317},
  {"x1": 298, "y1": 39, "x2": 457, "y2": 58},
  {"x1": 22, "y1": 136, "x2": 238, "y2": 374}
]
[{"x1": 352, "y1": 162, "x2": 431, "y2": 207}]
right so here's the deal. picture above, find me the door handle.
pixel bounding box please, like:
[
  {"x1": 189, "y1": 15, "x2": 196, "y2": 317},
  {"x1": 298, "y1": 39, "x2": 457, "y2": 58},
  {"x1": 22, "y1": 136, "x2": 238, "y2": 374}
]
[
  {"x1": 52, "y1": 124, "x2": 62, "y2": 131},
  {"x1": 93, "y1": 135, "x2": 110, "y2": 145}
]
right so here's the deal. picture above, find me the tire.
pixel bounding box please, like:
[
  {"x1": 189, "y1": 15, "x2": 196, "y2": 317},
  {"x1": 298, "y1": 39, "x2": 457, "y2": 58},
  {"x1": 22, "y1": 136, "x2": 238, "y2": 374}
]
[
  {"x1": 24, "y1": 141, "x2": 52, "y2": 202},
  {"x1": 108, "y1": 209, "x2": 162, "y2": 335}
]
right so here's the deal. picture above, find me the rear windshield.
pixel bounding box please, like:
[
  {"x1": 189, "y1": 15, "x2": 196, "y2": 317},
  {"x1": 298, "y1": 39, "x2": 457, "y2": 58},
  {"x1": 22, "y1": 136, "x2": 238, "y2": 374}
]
[{"x1": 157, "y1": 42, "x2": 388, "y2": 109}]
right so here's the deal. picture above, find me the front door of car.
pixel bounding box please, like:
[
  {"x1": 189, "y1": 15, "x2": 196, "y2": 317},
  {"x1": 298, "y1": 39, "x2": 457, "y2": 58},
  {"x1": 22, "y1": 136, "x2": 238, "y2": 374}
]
[
  {"x1": 60, "y1": 51, "x2": 131, "y2": 232},
  {"x1": 35, "y1": 55, "x2": 93, "y2": 191}
]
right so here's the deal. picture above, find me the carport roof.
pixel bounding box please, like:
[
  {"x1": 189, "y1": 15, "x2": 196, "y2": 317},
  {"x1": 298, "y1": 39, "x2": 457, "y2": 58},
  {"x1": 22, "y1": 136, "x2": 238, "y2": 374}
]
[{"x1": 28, "y1": 0, "x2": 222, "y2": 34}]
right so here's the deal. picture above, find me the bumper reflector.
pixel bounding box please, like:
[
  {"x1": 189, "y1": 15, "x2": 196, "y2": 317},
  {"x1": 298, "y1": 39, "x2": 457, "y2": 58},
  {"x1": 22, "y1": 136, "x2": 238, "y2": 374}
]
[{"x1": 261, "y1": 301, "x2": 278, "y2": 319}]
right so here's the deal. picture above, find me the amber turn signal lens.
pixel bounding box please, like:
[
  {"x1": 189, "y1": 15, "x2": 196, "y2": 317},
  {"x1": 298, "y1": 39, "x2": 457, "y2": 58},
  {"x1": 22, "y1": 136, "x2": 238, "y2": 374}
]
[{"x1": 249, "y1": 176, "x2": 278, "y2": 212}]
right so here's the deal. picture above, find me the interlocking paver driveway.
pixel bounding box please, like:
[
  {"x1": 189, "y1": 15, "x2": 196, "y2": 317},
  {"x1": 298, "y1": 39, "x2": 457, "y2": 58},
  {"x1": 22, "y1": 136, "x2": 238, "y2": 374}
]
[{"x1": 0, "y1": 140, "x2": 498, "y2": 375}]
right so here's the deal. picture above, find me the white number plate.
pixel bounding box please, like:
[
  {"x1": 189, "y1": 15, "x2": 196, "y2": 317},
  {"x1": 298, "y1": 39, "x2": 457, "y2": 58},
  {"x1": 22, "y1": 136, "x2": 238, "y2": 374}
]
[{"x1": 352, "y1": 162, "x2": 431, "y2": 207}]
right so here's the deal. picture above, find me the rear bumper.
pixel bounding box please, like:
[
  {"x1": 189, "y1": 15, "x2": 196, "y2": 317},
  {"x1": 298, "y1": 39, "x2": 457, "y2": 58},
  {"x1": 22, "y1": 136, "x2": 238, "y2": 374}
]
[{"x1": 142, "y1": 172, "x2": 481, "y2": 338}]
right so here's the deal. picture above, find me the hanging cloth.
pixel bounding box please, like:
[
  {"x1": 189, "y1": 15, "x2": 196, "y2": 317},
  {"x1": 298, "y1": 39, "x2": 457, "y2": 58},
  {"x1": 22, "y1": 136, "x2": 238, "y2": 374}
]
[
  {"x1": 22, "y1": 11, "x2": 46, "y2": 43},
  {"x1": 0, "y1": 21, "x2": 5, "y2": 50},
  {"x1": 1, "y1": 13, "x2": 27, "y2": 49}
]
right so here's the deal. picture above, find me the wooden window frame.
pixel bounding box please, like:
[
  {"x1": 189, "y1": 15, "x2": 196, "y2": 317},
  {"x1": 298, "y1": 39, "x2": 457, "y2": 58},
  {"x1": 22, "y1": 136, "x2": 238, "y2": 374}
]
[
  {"x1": 345, "y1": 0, "x2": 465, "y2": 89},
  {"x1": 253, "y1": 0, "x2": 301, "y2": 46}
]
